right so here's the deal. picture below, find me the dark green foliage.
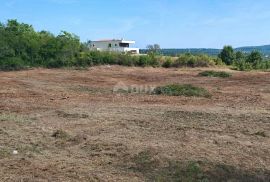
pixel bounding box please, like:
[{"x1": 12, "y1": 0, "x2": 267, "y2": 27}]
[
  {"x1": 0, "y1": 57, "x2": 26, "y2": 71},
  {"x1": 198, "y1": 71, "x2": 232, "y2": 78},
  {"x1": 153, "y1": 84, "x2": 211, "y2": 97},
  {"x1": 0, "y1": 20, "x2": 81, "y2": 70},
  {"x1": 218, "y1": 46, "x2": 235, "y2": 65},
  {"x1": 235, "y1": 51, "x2": 245, "y2": 61},
  {"x1": 216, "y1": 46, "x2": 270, "y2": 71},
  {"x1": 136, "y1": 55, "x2": 152, "y2": 67},
  {"x1": 233, "y1": 51, "x2": 270, "y2": 71},
  {"x1": 246, "y1": 51, "x2": 263, "y2": 64},
  {"x1": 0, "y1": 19, "x2": 166, "y2": 71}
]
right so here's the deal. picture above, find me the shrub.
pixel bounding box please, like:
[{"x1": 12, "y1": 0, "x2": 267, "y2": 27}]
[
  {"x1": 148, "y1": 56, "x2": 160, "y2": 67},
  {"x1": 0, "y1": 57, "x2": 26, "y2": 71},
  {"x1": 198, "y1": 71, "x2": 232, "y2": 78},
  {"x1": 46, "y1": 58, "x2": 67, "y2": 68},
  {"x1": 213, "y1": 57, "x2": 225, "y2": 66},
  {"x1": 118, "y1": 54, "x2": 134, "y2": 66},
  {"x1": 135, "y1": 55, "x2": 152, "y2": 67},
  {"x1": 153, "y1": 84, "x2": 211, "y2": 97},
  {"x1": 232, "y1": 59, "x2": 270, "y2": 71},
  {"x1": 162, "y1": 57, "x2": 173, "y2": 68},
  {"x1": 172, "y1": 54, "x2": 215, "y2": 68}
]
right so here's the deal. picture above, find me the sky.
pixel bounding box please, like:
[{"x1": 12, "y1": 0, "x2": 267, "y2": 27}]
[{"x1": 0, "y1": 0, "x2": 270, "y2": 48}]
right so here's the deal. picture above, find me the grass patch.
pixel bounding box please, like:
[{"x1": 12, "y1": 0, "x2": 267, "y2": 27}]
[
  {"x1": 132, "y1": 150, "x2": 160, "y2": 173},
  {"x1": 128, "y1": 149, "x2": 270, "y2": 181},
  {"x1": 56, "y1": 110, "x2": 89, "y2": 119},
  {"x1": 155, "y1": 161, "x2": 209, "y2": 182},
  {"x1": 52, "y1": 130, "x2": 70, "y2": 139},
  {"x1": 198, "y1": 71, "x2": 232, "y2": 78},
  {"x1": 153, "y1": 84, "x2": 211, "y2": 98},
  {"x1": 0, "y1": 148, "x2": 11, "y2": 158},
  {"x1": 0, "y1": 113, "x2": 31, "y2": 123}
]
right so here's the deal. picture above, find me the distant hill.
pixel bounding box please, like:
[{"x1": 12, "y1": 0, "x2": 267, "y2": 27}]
[
  {"x1": 235, "y1": 45, "x2": 270, "y2": 55},
  {"x1": 140, "y1": 45, "x2": 270, "y2": 57}
]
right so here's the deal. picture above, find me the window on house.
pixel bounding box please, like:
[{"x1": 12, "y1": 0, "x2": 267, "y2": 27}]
[
  {"x1": 119, "y1": 43, "x2": 129, "y2": 48},
  {"x1": 92, "y1": 44, "x2": 95, "y2": 47},
  {"x1": 108, "y1": 43, "x2": 112, "y2": 48},
  {"x1": 115, "y1": 44, "x2": 118, "y2": 47}
]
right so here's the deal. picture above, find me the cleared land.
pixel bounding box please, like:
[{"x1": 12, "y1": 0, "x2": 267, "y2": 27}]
[{"x1": 0, "y1": 66, "x2": 270, "y2": 181}]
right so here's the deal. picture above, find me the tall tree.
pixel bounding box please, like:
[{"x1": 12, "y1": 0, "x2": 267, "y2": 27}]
[
  {"x1": 218, "y1": 46, "x2": 235, "y2": 65},
  {"x1": 246, "y1": 51, "x2": 263, "y2": 64}
]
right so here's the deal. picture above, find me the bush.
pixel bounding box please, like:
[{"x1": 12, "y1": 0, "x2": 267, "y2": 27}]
[
  {"x1": 153, "y1": 84, "x2": 211, "y2": 98},
  {"x1": 233, "y1": 59, "x2": 270, "y2": 71},
  {"x1": 135, "y1": 55, "x2": 152, "y2": 67},
  {"x1": 46, "y1": 59, "x2": 67, "y2": 68},
  {"x1": 198, "y1": 71, "x2": 232, "y2": 78},
  {"x1": 172, "y1": 54, "x2": 215, "y2": 68},
  {"x1": 0, "y1": 57, "x2": 26, "y2": 71},
  {"x1": 117, "y1": 54, "x2": 135, "y2": 66},
  {"x1": 162, "y1": 58, "x2": 173, "y2": 68}
]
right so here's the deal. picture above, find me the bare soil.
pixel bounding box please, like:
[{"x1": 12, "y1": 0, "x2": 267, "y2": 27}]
[{"x1": 0, "y1": 66, "x2": 269, "y2": 181}]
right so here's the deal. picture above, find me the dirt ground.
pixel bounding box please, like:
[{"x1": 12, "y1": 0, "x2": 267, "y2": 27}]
[{"x1": 0, "y1": 66, "x2": 269, "y2": 181}]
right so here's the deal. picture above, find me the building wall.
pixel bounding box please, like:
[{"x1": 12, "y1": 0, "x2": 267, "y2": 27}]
[
  {"x1": 89, "y1": 40, "x2": 139, "y2": 54},
  {"x1": 90, "y1": 40, "x2": 121, "y2": 51}
]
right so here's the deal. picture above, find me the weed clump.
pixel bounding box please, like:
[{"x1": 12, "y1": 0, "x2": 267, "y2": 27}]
[
  {"x1": 153, "y1": 84, "x2": 211, "y2": 98},
  {"x1": 254, "y1": 131, "x2": 267, "y2": 137},
  {"x1": 198, "y1": 70, "x2": 232, "y2": 78},
  {"x1": 52, "y1": 130, "x2": 70, "y2": 139}
]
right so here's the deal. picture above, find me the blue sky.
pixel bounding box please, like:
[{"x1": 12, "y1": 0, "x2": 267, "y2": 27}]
[{"x1": 0, "y1": 0, "x2": 269, "y2": 48}]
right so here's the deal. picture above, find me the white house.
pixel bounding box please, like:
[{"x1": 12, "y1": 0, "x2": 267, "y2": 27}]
[{"x1": 89, "y1": 39, "x2": 139, "y2": 54}]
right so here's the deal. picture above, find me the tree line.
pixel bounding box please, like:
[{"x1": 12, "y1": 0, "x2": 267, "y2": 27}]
[
  {"x1": 219, "y1": 46, "x2": 270, "y2": 70},
  {"x1": 0, "y1": 19, "x2": 83, "y2": 70},
  {"x1": 0, "y1": 20, "x2": 269, "y2": 71}
]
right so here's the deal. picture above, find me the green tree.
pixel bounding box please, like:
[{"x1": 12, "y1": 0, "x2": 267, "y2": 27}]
[
  {"x1": 246, "y1": 51, "x2": 263, "y2": 64},
  {"x1": 218, "y1": 46, "x2": 235, "y2": 65},
  {"x1": 235, "y1": 51, "x2": 245, "y2": 61}
]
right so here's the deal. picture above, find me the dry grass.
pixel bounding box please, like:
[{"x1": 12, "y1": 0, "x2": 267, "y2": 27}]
[{"x1": 0, "y1": 66, "x2": 270, "y2": 181}]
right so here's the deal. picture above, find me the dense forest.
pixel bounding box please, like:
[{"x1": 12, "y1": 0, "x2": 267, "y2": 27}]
[{"x1": 0, "y1": 20, "x2": 269, "y2": 71}]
